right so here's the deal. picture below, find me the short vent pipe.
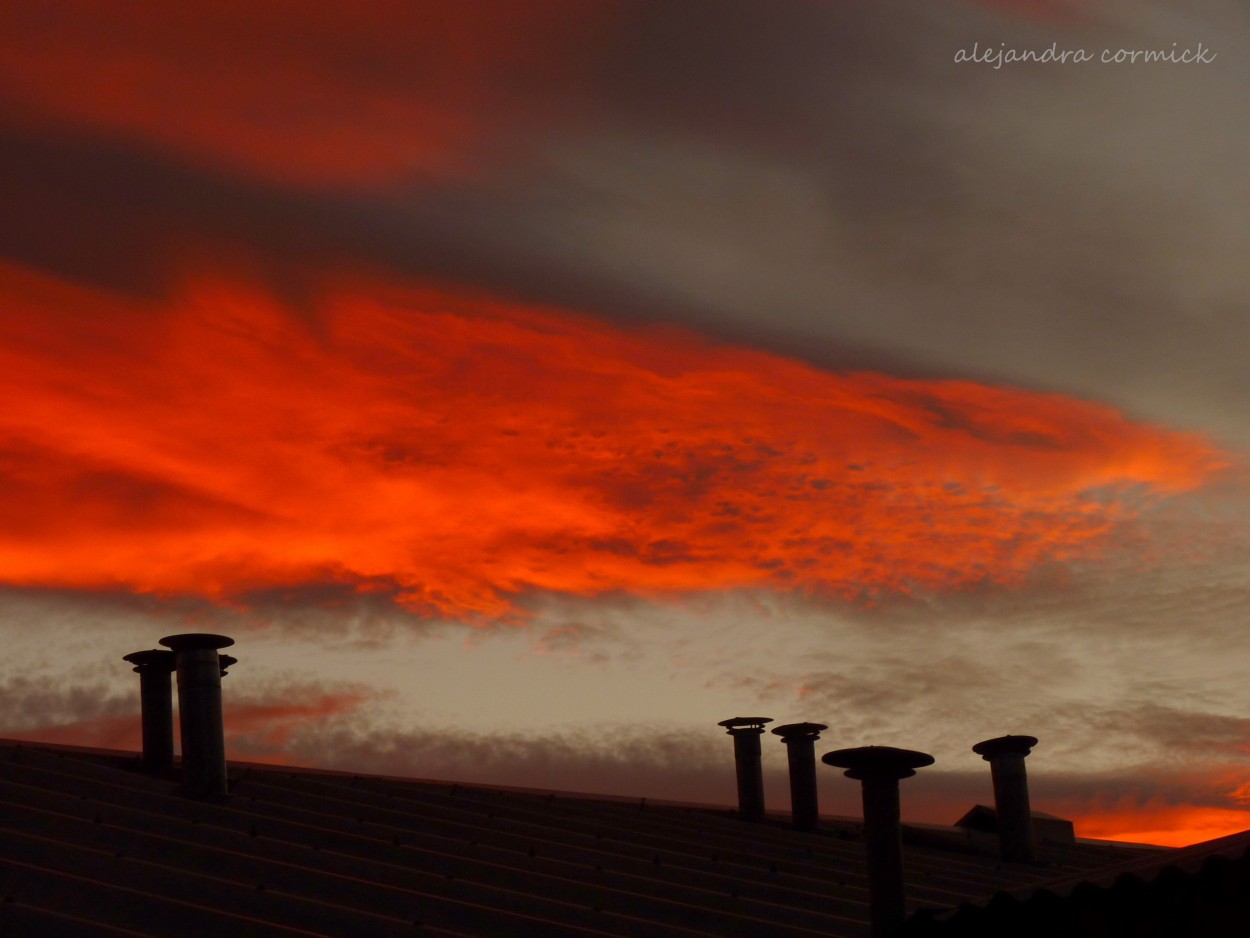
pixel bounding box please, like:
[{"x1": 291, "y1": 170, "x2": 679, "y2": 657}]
[
  {"x1": 121, "y1": 649, "x2": 177, "y2": 773},
  {"x1": 772, "y1": 722, "x2": 827, "y2": 831},
  {"x1": 718, "y1": 716, "x2": 772, "y2": 821},
  {"x1": 972, "y1": 734, "x2": 1038, "y2": 862}
]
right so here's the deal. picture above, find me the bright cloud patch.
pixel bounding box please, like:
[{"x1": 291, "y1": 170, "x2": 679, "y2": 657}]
[{"x1": 0, "y1": 262, "x2": 1229, "y2": 619}]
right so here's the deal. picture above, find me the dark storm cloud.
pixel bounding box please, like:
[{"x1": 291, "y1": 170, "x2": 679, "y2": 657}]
[
  {"x1": 0, "y1": 675, "x2": 133, "y2": 734},
  {"x1": 384, "y1": 0, "x2": 1250, "y2": 439},
  {"x1": 5, "y1": 0, "x2": 1245, "y2": 441},
  {"x1": 0, "y1": 121, "x2": 574, "y2": 307}
]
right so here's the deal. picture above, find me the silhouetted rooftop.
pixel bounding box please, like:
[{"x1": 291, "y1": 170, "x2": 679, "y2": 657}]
[
  {"x1": 0, "y1": 738, "x2": 1168, "y2": 937},
  {"x1": 903, "y1": 827, "x2": 1250, "y2": 936}
]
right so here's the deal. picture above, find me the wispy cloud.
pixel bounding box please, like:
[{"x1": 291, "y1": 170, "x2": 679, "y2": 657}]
[
  {"x1": 0, "y1": 0, "x2": 612, "y2": 188},
  {"x1": 0, "y1": 671, "x2": 373, "y2": 763}
]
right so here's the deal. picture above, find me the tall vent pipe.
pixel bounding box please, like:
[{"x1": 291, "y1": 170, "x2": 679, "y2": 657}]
[
  {"x1": 823, "y1": 745, "x2": 934, "y2": 938},
  {"x1": 121, "y1": 649, "x2": 177, "y2": 773},
  {"x1": 159, "y1": 633, "x2": 235, "y2": 799},
  {"x1": 718, "y1": 716, "x2": 773, "y2": 821},
  {"x1": 972, "y1": 734, "x2": 1038, "y2": 862},
  {"x1": 772, "y1": 722, "x2": 827, "y2": 831}
]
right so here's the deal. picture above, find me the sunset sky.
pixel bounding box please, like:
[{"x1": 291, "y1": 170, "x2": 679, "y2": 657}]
[{"x1": 2, "y1": 0, "x2": 1248, "y2": 848}]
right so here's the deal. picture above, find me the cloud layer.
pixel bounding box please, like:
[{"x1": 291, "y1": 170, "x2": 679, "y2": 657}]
[
  {"x1": 0, "y1": 1, "x2": 610, "y2": 186},
  {"x1": 0, "y1": 261, "x2": 1228, "y2": 619}
]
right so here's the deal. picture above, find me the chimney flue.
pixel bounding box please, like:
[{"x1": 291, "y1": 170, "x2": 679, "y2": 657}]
[
  {"x1": 718, "y1": 716, "x2": 773, "y2": 821},
  {"x1": 972, "y1": 734, "x2": 1038, "y2": 862},
  {"x1": 121, "y1": 649, "x2": 177, "y2": 773},
  {"x1": 159, "y1": 633, "x2": 235, "y2": 799},
  {"x1": 771, "y1": 722, "x2": 827, "y2": 831},
  {"x1": 823, "y1": 745, "x2": 934, "y2": 938}
]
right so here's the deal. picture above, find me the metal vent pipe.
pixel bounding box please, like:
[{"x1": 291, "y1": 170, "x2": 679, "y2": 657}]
[
  {"x1": 121, "y1": 649, "x2": 177, "y2": 773},
  {"x1": 824, "y1": 745, "x2": 934, "y2": 938},
  {"x1": 159, "y1": 633, "x2": 235, "y2": 799},
  {"x1": 718, "y1": 716, "x2": 773, "y2": 821},
  {"x1": 972, "y1": 734, "x2": 1038, "y2": 862},
  {"x1": 772, "y1": 722, "x2": 827, "y2": 831}
]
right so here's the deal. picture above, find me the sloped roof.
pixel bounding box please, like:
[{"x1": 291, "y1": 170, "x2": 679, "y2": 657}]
[
  {"x1": 902, "y1": 827, "x2": 1250, "y2": 936},
  {"x1": 0, "y1": 740, "x2": 1165, "y2": 937}
]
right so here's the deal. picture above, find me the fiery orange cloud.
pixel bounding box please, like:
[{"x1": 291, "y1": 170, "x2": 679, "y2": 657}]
[
  {"x1": 0, "y1": 260, "x2": 1230, "y2": 619},
  {"x1": 0, "y1": 1, "x2": 610, "y2": 187}
]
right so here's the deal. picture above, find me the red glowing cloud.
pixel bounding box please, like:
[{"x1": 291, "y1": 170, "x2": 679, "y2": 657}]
[
  {"x1": 0, "y1": 1, "x2": 609, "y2": 187},
  {"x1": 0, "y1": 261, "x2": 1230, "y2": 619}
]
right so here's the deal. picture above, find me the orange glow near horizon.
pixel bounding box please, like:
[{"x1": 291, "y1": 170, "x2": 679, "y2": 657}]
[
  {"x1": 0, "y1": 260, "x2": 1230, "y2": 620},
  {"x1": 1, "y1": 692, "x2": 366, "y2": 766},
  {"x1": 1070, "y1": 802, "x2": 1250, "y2": 848}
]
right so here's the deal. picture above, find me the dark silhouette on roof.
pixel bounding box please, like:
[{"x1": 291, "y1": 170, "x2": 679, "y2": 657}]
[
  {"x1": 0, "y1": 739, "x2": 1157, "y2": 937},
  {"x1": 954, "y1": 804, "x2": 1075, "y2": 848},
  {"x1": 902, "y1": 829, "x2": 1250, "y2": 937}
]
